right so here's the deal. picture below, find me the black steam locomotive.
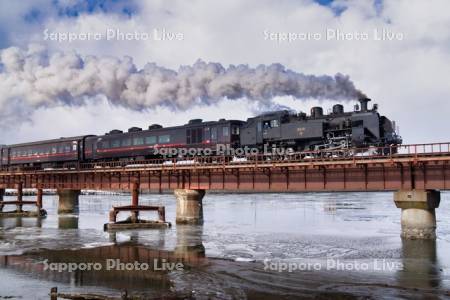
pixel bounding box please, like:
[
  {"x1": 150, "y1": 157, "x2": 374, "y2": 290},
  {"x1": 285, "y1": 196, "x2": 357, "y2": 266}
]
[
  {"x1": 240, "y1": 98, "x2": 401, "y2": 151},
  {"x1": 0, "y1": 98, "x2": 401, "y2": 168}
]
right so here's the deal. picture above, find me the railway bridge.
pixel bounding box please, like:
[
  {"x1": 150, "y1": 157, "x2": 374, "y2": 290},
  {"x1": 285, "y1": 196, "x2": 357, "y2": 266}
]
[{"x1": 0, "y1": 142, "x2": 449, "y2": 239}]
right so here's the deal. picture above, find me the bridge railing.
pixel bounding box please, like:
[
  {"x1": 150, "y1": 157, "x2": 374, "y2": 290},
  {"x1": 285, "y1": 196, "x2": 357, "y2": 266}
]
[
  {"x1": 75, "y1": 142, "x2": 450, "y2": 170},
  {"x1": 2, "y1": 142, "x2": 450, "y2": 172}
]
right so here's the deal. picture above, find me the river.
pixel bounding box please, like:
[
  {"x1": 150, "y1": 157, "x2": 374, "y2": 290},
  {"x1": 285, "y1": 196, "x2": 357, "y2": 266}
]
[{"x1": 0, "y1": 191, "x2": 449, "y2": 299}]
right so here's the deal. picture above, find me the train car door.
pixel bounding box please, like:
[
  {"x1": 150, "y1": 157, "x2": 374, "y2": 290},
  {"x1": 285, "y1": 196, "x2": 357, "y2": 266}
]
[
  {"x1": 210, "y1": 127, "x2": 217, "y2": 144},
  {"x1": 2, "y1": 148, "x2": 10, "y2": 166},
  {"x1": 256, "y1": 121, "x2": 263, "y2": 144},
  {"x1": 92, "y1": 138, "x2": 100, "y2": 160},
  {"x1": 187, "y1": 128, "x2": 203, "y2": 145},
  {"x1": 0, "y1": 148, "x2": 8, "y2": 166},
  {"x1": 77, "y1": 140, "x2": 83, "y2": 161},
  {"x1": 186, "y1": 129, "x2": 192, "y2": 145}
]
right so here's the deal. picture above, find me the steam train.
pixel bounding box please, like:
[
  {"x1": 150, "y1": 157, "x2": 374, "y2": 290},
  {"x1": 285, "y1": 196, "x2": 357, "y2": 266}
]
[{"x1": 0, "y1": 98, "x2": 401, "y2": 168}]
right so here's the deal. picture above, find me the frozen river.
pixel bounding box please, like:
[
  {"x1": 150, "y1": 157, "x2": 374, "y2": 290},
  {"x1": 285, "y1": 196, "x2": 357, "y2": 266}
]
[{"x1": 0, "y1": 191, "x2": 449, "y2": 299}]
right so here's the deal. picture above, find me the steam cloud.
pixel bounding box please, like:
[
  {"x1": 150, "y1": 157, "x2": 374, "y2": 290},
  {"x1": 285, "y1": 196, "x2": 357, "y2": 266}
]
[{"x1": 0, "y1": 45, "x2": 365, "y2": 117}]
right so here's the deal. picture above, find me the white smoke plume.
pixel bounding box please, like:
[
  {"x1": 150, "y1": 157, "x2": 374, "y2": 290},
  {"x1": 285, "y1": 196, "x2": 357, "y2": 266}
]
[{"x1": 0, "y1": 45, "x2": 365, "y2": 117}]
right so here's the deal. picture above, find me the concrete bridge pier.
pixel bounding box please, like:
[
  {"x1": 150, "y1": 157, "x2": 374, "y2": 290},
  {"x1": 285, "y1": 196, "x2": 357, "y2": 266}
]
[
  {"x1": 174, "y1": 189, "x2": 205, "y2": 225},
  {"x1": 394, "y1": 190, "x2": 441, "y2": 239},
  {"x1": 57, "y1": 189, "x2": 80, "y2": 214}
]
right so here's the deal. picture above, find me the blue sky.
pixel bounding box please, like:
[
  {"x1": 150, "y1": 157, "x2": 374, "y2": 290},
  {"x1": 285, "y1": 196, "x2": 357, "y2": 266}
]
[
  {"x1": 21, "y1": 0, "x2": 138, "y2": 25},
  {"x1": 315, "y1": 0, "x2": 334, "y2": 6},
  {"x1": 1, "y1": 0, "x2": 374, "y2": 48},
  {"x1": 20, "y1": 0, "x2": 338, "y2": 23},
  {"x1": 54, "y1": 0, "x2": 137, "y2": 17}
]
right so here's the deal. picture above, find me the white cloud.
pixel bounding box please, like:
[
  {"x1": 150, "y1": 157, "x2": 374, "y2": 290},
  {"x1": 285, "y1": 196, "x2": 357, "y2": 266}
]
[{"x1": 0, "y1": 0, "x2": 449, "y2": 144}]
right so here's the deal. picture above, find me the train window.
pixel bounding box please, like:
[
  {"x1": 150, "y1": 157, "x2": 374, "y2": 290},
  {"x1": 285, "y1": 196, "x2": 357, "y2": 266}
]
[
  {"x1": 122, "y1": 139, "x2": 132, "y2": 147},
  {"x1": 52, "y1": 147, "x2": 57, "y2": 154},
  {"x1": 196, "y1": 128, "x2": 203, "y2": 143},
  {"x1": 211, "y1": 127, "x2": 217, "y2": 140},
  {"x1": 232, "y1": 126, "x2": 240, "y2": 135},
  {"x1": 263, "y1": 121, "x2": 270, "y2": 129},
  {"x1": 222, "y1": 127, "x2": 229, "y2": 137},
  {"x1": 101, "y1": 141, "x2": 110, "y2": 148},
  {"x1": 58, "y1": 145, "x2": 64, "y2": 153},
  {"x1": 133, "y1": 137, "x2": 144, "y2": 145},
  {"x1": 159, "y1": 135, "x2": 170, "y2": 143},
  {"x1": 186, "y1": 129, "x2": 191, "y2": 144},
  {"x1": 28, "y1": 149, "x2": 32, "y2": 156},
  {"x1": 111, "y1": 140, "x2": 120, "y2": 148},
  {"x1": 64, "y1": 145, "x2": 71, "y2": 152},
  {"x1": 270, "y1": 120, "x2": 279, "y2": 128},
  {"x1": 204, "y1": 127, "x2": 211, "y2": 140},
  {"x1": 257, "y1": 122, "x2": 262, "y2": 132},
  {"x1": 145, "y1": 136, "x2": 157, "y2": 144}
]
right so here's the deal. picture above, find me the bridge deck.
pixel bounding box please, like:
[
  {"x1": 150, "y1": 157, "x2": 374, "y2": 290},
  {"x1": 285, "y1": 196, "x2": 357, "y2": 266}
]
[{"x1": 0, "y1": 143, "x2": 449, "y2": 192}]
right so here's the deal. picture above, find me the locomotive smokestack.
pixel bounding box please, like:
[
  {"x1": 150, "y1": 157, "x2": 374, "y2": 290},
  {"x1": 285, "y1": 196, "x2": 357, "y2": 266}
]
[
  {"x1": 359, "y1": 98, "x2": 371, "y2": 112},
  {"x1": 310, "y1": 106, "x2": 323, "y2": 118}
]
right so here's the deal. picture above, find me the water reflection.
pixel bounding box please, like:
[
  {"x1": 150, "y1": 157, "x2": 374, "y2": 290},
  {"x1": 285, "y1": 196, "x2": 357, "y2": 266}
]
[
  {"x1": 323, "y1": 198, "x2": 337, "y2": 214},
  {"x1": 175, "y1": 225, "x2": 205, "y2": 261},
  {"x1": 0, "y1": 192, "x2": 449, "y2": 298},
  {"x1": 396, "y1": 238, "x2": 441, "y2": 291},
  {"x1": 0, "y1": 224, "x2": 207, "y2": 296},
  {"x1": 58, "y1": 215, "x2": 79, "y2": 229},
  {"x1": 0, "y1": 217, "x2": 42, "y2": 229}
]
